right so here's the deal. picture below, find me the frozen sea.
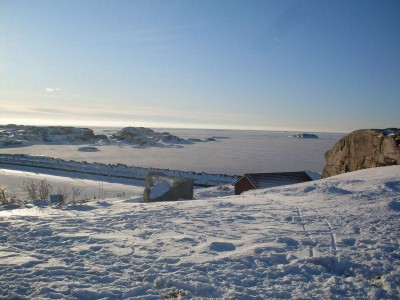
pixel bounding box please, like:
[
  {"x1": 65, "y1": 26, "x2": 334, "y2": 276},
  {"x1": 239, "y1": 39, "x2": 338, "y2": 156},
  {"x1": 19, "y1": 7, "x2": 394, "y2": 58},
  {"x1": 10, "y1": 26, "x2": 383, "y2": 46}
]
[{"x1": 0, "y1": 128, "x2": 344, "y2": 175}]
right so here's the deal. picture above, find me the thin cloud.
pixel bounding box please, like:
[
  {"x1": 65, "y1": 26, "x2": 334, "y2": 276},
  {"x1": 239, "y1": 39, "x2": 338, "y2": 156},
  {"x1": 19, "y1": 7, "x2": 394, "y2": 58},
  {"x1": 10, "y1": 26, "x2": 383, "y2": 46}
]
[
  {"x1": 45, "y1": 88, "x2": 61, "y2": 93},
  {"x1": 31, "y1": 107, "x2": 70, "y2": 114}
]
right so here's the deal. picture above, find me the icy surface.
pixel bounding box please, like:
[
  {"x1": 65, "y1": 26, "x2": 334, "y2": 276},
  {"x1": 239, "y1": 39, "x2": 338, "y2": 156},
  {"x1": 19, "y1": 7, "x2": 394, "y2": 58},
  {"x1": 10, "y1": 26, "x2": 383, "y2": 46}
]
[
  {"x1": 305, "y1": 170, "x2": 322, "y2": 181},
  {"x1": 0, "y1": 166, "x2": 399, "y2": 298},
  {"x1": 0, "y1": 128, "x2": 343, "y2": 174},
  {"x1": 0, "y1": 168, "x2": 144, "y2": 200}
]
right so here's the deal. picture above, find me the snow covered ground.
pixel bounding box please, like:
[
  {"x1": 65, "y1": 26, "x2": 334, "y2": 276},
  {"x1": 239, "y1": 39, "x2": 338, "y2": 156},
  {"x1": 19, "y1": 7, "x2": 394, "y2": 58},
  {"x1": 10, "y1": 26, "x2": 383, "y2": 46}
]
[
  {"x1": 0, "y1": 168, "x2": 145, "y2": 201},
  {"x1": 0, "y1": 166, "x2": 399, "y2": 299},
  {"x1": 0, "y1": 168, "x2": 233, "y2": 202},
  {"x1": 0, "y1": 154, "x2": 239, "y2": 186}
]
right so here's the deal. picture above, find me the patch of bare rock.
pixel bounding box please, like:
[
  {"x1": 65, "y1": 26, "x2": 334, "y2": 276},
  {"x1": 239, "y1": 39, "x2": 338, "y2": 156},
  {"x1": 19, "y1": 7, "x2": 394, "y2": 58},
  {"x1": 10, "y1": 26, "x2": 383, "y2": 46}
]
[{"x1": 322, "y1": 128, "x2": 400, "y2": 178}]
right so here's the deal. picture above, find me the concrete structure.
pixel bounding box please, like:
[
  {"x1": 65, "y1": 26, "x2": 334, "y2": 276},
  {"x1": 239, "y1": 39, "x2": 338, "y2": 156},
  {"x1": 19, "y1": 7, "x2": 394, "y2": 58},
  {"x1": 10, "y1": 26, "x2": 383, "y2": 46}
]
[
  {"x1": 143, "y1": 172, "x2": 194, "y2": 203},
  {"x1": 234, "y1": 171, "x2": 314, "y2": 195}
]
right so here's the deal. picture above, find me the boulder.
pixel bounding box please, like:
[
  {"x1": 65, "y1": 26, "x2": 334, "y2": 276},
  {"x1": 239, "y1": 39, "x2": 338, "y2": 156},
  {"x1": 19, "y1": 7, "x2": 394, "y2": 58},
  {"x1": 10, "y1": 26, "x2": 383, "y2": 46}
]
[
  {"x1": 143, "y1": 172, "x2": 194, "y2": 203},
  {"x1": 322, "y1": 128, "x2": 400, "y2": 178}
]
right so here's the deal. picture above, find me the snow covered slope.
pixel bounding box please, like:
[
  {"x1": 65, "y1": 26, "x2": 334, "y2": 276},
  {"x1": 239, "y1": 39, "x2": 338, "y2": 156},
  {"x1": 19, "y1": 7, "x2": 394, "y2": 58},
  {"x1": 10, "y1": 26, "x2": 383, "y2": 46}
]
[
  {"x1": 0, "y1": 166, "x2": 399, "y2": 299},
  {"x1": 0, "y1": 154, "x2": 239, "y2": 186},
  {"x1": 0, "y1": 168, "x2": 144, "y2": 201}
]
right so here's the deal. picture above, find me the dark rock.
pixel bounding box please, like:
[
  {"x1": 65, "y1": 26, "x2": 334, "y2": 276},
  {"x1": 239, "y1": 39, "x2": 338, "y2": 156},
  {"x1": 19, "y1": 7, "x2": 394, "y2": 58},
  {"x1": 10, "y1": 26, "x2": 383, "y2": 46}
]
[
  {"x1": 78, "y1": 146, "x2": 100, "y2": 152},
  {"x1": 290, "y1": 133, "x2": 318, "y2": 139},
  {"x1": 143, "y1": 172, "x2": 194, "y2": 203}
]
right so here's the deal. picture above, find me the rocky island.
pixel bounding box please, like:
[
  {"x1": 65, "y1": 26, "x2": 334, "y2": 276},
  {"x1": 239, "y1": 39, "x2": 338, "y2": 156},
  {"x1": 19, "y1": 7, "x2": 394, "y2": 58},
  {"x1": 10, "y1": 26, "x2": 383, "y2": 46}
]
[
  {"x1": 110, "y1": 127, "x2": 214, "y2": 146},
  {"x1": 0, "y1": 125, "x2": 217, "y2": 148}
]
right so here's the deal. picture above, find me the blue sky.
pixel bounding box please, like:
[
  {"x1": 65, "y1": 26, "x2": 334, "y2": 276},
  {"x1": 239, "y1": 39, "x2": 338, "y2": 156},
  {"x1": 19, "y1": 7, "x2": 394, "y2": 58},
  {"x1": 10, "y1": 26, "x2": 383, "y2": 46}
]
[{"x1": 1, "y1": 0, "x2": 399, "y2": 132}]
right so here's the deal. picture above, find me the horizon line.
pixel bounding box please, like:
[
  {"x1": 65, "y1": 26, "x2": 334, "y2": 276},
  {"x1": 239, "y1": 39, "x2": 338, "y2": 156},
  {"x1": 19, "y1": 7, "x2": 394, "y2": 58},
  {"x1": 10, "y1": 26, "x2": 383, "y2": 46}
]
[{"x1": 0, "y1": 120, "x2": 349, "y2": 134}]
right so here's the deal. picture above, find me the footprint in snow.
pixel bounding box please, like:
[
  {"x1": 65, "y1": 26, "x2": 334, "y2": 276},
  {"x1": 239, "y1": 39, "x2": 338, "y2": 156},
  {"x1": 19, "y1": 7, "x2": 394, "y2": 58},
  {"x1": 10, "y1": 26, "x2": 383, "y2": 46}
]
[
  {"x1": 209, "y1": 241, "x2": 236, "y2": 252},
  {"x1": 340, "y1": 238, "x2": 356, "y2": 246},
  {"x1": 283, "y1": 216, "x2": 295, "y2": 223},
  {"x1": 89, "y1": 245, "x2": 102, "y2": 251},
  {"x1": 384, "y1": 181, "x2": 400, "y2": 192},
  {"x1": 387, "y1": 200, "x2": 400, "y2": 211},
  {"x1": 275, "y1": 237, "x2": 299, "y2": 247}
]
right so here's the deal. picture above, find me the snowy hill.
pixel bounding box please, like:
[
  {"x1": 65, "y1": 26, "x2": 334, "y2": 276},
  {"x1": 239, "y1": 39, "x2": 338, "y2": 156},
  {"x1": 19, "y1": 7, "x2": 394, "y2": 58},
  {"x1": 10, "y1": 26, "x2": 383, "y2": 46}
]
[{"x1": 0, "y1": 166, "x2": 399, "y2": 299}]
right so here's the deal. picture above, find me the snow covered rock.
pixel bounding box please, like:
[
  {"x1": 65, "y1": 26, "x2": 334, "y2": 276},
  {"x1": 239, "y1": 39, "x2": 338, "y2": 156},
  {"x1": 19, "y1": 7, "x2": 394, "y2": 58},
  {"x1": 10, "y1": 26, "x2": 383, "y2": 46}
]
[
  {"x1": 0, "y1": 125, "x2": 218, "y2": 148},
  {"x1": 0, "y1": 125, "x2": 99, "y2": 146},
  {"x1": 323, "y1": 128, "x2": 400, "y2": 178},
  {"x1": 111, "y1": 127, "x2": 216, "y2": 147},
  {"x1": 143, "y1": 172, "x2": 194, "y2": 202},
  {"x1": 111, "y1": 127, "x2": 184, "y2": 146}
]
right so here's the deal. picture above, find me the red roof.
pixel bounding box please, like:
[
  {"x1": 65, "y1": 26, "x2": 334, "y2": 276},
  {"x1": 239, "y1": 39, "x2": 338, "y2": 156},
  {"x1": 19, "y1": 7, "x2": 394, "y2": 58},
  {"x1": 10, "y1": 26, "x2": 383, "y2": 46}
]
[{"x1": 235, "y1": 171, "x2": 313, "y2": 189}]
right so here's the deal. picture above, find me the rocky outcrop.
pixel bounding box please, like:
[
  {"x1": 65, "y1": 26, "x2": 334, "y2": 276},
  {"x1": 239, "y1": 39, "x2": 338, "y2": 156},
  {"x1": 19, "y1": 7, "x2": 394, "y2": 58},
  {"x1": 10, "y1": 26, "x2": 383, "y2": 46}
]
[
  {"x1": 0, "y1": 125, "x2": 97, "y2": 145},
  {"x1": 112, "y1": 127, "x2": 185, "y2": 146},
  {"x1": 111, "y1": 127, "x2": 216, "y2": 146},
  {"x1": 322, "y1": 128, "x2": 400, "y2": 178},
  {"x1": 143, "y1": 172, "x2": 194, "y2": 203},
  {"x1": 0, "y1": 125, "x2": 218, "y2": 148}
]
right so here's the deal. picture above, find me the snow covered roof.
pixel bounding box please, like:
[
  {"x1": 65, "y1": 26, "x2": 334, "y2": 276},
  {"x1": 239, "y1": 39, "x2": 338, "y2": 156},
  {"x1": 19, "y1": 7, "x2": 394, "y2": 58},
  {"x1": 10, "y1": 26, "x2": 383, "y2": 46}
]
[{"x1": 238, "y1": 171, "x2": 314, "y2": 189}]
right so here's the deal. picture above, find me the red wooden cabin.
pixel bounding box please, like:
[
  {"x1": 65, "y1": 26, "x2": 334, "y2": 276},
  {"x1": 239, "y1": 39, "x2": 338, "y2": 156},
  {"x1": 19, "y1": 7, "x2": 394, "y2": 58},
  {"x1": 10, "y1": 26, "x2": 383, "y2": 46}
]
[{"x1": 234, "y1": 171, "x2": 315, "y2": 195}]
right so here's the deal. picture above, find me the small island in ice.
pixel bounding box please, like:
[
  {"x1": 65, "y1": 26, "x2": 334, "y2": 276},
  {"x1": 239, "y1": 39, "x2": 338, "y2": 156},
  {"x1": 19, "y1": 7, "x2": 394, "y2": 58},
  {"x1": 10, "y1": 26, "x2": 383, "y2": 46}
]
[
  {"x1": 78, "y1": 146, "x2": 100, "y2": 152},
  {"x1": 110, "y1": 127, "x2": 214, "y2": 147},
  {"x1": 289, "y1": 133, "x2": 318, "y2": 139}
]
